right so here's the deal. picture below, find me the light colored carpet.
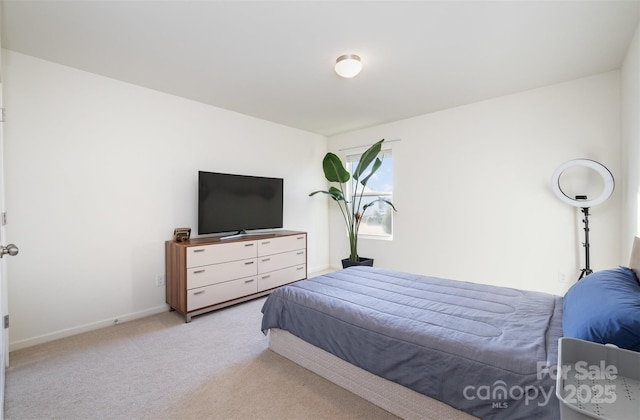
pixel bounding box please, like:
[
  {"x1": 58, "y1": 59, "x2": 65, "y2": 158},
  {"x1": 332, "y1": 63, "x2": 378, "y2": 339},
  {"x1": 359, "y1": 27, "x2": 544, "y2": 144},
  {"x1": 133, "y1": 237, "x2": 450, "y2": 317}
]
[{"x1": 5, "y1": 297, "x2": 398, "y2": 420}]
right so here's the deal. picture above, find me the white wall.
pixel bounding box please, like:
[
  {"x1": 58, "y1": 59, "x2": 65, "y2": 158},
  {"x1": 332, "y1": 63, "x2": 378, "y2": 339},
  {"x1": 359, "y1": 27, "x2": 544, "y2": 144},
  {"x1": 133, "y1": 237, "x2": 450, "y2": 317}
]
[
  {"x1": 621, "y1": 24, "x2": 640, "y2": 259},
  {"x1": 328, "y1": 72, "x2": 622, "y2": 296},
  {"x1": 2, "y1": 50, "x2": 329, "y2": 350},
  {"x1": 3, "y1": 41, "x2": 635, "y2": 349}
]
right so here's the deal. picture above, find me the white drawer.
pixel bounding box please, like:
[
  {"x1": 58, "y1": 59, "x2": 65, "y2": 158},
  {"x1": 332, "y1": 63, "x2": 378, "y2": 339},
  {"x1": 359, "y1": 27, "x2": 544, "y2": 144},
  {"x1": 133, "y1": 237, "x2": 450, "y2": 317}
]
[
  {"x1": 187, "y1": 276, "x2": 258, "y2": 311},
  {"x1": 187, "y1": 241, "x2": 257, "y2": 268},
  {"x1": 257, "y1": 264, "x2": 306, "y2": 292},
  {"x1": 187, "y1": 259, "x2": 257, "y2": 289},
  {"x1": 258, "y1": 234, "x2": 306, "y2": 257},
  {"x1": 258, "y1": 249, "x2": 306, "y2": 273}
]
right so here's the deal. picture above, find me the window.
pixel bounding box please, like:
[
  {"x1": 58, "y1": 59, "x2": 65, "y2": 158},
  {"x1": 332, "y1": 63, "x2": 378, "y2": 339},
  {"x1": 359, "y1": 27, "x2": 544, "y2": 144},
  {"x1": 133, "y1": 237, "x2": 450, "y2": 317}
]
[{"x1": 346, "y1": 148, "x2": 394, "y2": 239}]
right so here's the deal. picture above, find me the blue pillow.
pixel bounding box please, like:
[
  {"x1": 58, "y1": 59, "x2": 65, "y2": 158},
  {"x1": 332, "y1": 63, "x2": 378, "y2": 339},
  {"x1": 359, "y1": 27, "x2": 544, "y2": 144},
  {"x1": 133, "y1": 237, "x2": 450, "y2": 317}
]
[{"x1": 563, "y1": 266, "x2": 640, "y2": 351}]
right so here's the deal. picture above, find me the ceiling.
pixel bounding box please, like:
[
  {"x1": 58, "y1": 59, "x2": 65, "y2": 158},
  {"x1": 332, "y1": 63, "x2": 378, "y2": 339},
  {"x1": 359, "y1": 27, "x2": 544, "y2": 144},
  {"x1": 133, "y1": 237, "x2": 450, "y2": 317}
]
[{"x1": 1, "y1": 1, "x2": 639, "y2": 136}]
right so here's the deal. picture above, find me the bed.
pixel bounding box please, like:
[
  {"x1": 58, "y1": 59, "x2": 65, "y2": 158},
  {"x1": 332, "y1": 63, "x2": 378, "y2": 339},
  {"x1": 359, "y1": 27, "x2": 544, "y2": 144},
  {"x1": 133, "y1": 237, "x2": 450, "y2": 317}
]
[{"x1": 261, "y1": 238, "x2": 640, "y2": 419}]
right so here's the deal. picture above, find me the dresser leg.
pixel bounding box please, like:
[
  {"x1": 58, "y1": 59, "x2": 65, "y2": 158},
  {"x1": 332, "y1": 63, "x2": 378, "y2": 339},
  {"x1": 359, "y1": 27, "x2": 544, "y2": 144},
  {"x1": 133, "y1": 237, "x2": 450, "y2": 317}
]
[{"x1": 185, "y1": 313, "x2": 192, "y2": 323}]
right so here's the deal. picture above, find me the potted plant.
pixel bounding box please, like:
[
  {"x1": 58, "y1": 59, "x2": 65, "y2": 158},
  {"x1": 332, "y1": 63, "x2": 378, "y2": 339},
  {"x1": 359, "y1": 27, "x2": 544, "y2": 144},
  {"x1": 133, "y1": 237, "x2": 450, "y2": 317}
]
[{"x1": 310, "y1": 139, "x2": 397, "y2": 268}]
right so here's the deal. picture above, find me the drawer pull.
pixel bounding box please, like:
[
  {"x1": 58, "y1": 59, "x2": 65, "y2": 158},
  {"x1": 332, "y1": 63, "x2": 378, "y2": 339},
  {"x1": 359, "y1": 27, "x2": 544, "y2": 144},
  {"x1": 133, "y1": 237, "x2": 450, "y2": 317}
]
[
  {"x1": 244, "y1": 243, "x2": 254, "y2": 247},
  {"x1": 297, "y1": 266, "x2": 305, "y2": 270},
  {"x1": 193, "y1": 249, "x2": 205, "y2": 253},
  {"x1": 193, "y1": 290, "x2": 205, "y2": 295},
  {"x1": 262, "y1": 275, "x2": 270, "y2": 280},
  {"x1": 261, "y1": 258, "x2": 270, "y2": 262},
  {"x1": 296, "y1": 251, "x2": 304, "y2": 255},
  {"x1": 193, "y1": 269, "x2": 205, "y2": 274},
  {"x1": 297, "y1": 236, "x2": 304, "y2": 240},
  {"x1": 261, "y1": 241, "x2": 270, "y2": 245},
  {"x1": 244, "y1": 279, "x2": 255, "y2": 284},
  {"x1": 244, "y1": 261, "x2": 255, "y2": 265}
]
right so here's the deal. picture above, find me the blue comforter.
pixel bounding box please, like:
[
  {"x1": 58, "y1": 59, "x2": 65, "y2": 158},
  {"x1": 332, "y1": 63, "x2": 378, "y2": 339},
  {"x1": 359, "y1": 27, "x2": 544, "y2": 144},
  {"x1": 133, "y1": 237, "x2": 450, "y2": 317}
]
[{"x1": 261, "y1": 266, "x2": 563, "y2": 419}]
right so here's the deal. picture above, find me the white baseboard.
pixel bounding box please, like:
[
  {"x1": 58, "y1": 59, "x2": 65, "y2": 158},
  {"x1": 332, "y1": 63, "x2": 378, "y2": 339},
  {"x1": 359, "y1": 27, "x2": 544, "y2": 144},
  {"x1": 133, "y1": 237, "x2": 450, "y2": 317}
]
[
  {"x1": 307, "y1": 264, "x2": 333, "y2": 277},
  {"x1": 9, "y1": 304, "x2": 170, "y2": 352},
  {"x1": 9, "y1": 265, "x2": 338, "y2": 352}
]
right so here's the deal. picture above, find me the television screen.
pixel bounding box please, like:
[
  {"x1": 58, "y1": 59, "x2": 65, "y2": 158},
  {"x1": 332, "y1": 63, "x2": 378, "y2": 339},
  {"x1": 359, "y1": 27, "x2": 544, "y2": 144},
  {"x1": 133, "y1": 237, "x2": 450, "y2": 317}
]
[{"x1": 198, "y1": 171, "x2": 284, "y2": 235}]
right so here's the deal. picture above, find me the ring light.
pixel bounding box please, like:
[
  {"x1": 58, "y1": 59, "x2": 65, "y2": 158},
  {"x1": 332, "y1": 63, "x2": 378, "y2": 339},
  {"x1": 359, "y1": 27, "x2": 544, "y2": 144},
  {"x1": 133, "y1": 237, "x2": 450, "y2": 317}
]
[{"x1": 551, "y1": 159, "x2": 614, "y2": 208}]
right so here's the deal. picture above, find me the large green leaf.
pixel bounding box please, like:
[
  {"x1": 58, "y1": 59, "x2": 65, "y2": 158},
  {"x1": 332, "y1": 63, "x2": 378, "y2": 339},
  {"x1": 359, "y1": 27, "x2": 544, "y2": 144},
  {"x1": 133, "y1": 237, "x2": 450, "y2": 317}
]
[
  {"x1": 362, "y1": 198, "x2": 397, "y2": 213},
  {"x1": 359, "y1": 157, "x2": 382, "y2": 188},
  {"x1": 353, "y1": 139, "x2": 383, "y2": 181},
  {"x1": 322, "y1": 153, "x2": 350, "y2": 183},
  {"x1": 328, "y1": 186, "x2": 347, "y2": 201},
  {"x1": 309, "y1": 187, "x2": 346, "y2": 202}
]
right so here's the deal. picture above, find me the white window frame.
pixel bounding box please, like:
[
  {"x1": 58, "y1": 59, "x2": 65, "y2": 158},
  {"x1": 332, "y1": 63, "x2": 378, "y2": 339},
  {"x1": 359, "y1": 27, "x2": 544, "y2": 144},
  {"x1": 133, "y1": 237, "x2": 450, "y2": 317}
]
[{"x1": 346, "y1": 147, "x2": 394, "y2": 241}]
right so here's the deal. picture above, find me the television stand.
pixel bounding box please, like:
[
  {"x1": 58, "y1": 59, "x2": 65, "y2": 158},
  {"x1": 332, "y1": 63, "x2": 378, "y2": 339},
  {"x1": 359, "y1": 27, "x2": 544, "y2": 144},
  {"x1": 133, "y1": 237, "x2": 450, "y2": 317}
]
[
  {"x1": 219, "y1": 230, "x2": 248, "y2": 240},
  {"x1": 219, "y1": 230, "x2": 281, "y2": 240}
]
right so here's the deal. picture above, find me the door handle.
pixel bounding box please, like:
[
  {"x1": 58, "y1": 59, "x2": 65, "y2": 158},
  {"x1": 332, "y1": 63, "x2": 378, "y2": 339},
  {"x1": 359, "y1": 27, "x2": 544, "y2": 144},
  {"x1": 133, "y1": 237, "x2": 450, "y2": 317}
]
[{"x1": 0, "y1": 244, "x2": 19, "y2": 258}]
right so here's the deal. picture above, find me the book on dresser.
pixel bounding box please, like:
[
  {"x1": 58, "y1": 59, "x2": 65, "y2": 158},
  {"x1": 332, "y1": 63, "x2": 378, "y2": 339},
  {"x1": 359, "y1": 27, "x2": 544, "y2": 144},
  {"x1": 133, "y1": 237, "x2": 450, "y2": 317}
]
[{"x1": 165, "y1": 230, "x2": 307, "y2": 322}]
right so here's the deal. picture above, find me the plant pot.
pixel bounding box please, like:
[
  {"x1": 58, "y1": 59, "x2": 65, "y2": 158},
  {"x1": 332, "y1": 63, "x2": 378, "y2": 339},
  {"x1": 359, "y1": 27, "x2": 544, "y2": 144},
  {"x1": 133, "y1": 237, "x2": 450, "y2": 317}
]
[{"x1": 341, "y1": 257, "x2": 374, "y2": 269}]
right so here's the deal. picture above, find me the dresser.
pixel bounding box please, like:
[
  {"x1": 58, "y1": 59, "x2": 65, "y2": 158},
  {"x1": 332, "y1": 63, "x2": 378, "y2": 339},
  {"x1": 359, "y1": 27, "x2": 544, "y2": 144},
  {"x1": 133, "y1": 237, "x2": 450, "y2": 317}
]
[{"x1": 165, "y1": 230, "x2": 307, "y2": 322}]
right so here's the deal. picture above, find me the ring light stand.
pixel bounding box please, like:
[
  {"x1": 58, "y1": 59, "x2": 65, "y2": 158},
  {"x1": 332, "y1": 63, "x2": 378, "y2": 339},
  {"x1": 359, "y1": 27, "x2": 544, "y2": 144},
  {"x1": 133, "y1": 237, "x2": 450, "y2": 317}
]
[
  {"x1": 577, "y1": 203, "x2": 592, "y2": 279},
  {"x1": 551, "y1": 159, "x2": 614, "y2": 280}
]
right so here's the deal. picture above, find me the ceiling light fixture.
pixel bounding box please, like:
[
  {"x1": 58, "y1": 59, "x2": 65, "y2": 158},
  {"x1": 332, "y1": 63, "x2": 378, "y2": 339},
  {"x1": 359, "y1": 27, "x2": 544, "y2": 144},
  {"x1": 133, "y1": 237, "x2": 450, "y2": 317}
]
[{"x1": 335, "y1": 54, "x2": 362, "y2": 78}]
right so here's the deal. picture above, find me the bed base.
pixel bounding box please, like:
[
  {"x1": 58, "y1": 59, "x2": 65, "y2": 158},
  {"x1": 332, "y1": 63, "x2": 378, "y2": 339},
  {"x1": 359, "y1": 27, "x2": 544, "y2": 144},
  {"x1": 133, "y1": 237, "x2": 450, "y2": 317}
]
[{"x1": 268, "y1": 328, "x2": 477, "y2": 420}]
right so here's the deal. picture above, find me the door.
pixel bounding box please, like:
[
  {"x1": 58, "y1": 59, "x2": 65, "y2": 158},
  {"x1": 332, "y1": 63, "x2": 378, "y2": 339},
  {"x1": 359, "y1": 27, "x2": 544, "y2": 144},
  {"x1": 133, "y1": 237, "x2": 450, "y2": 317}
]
[
  {"x1": 0, "y1": 51, "x2": 6, "y2": 419},
  {"x1": 0, "y1": 49, "x2": 19, "y2": 420}
]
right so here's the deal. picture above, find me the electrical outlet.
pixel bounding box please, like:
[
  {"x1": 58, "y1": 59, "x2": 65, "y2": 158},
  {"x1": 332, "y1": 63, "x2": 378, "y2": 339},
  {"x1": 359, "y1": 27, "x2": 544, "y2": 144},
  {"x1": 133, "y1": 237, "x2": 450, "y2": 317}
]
[
  {"x1": 558, "y1": 272, "x2": 568, "y2": 283},
  {"x1": 156, "y1": 274, "x2": 165, "y2": 287}
]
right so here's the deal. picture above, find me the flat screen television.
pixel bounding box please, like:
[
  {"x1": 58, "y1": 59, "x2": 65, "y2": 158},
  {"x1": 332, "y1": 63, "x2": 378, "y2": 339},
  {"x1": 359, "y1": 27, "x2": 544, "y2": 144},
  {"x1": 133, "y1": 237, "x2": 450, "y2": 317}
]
[{"x1": 198, "y1": 171, "x2": 284, "y2": 236}]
